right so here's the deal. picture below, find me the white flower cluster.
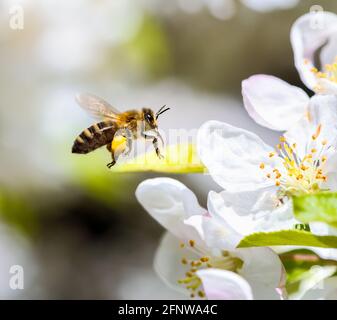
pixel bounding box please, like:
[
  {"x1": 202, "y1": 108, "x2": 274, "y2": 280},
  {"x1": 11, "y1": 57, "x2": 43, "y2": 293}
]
[{"x1": 136, "y1": 12, "x2": 337, "y2": 300}]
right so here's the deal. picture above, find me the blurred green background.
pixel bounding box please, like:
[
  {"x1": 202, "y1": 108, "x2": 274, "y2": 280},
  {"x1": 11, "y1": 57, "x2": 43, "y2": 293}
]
[{"x1": 0, "y1": 0, "x2": 336, "y2": 299}]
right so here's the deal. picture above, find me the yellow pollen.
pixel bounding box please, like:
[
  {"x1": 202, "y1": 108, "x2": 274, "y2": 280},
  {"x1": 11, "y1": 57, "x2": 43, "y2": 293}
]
[
  {"x1": 269, "y1": 152, "x2": 275, "y2": 158},
  {"x1": 305, "y1": 154, "x2": 313, "y2": 160},
  {"x1": 280, "y1": 136, "x2": 286, "y2": 143},
  {"x1": 311, "y1": 57, "x2": 337, "y2": 84},
  {"x1": 181, "y1": 258, "x2": 188, "y2": 265},
  {"x1": 178, "y1": 252, "x2": 244, "y2": 298},
  {"x1": 266, "y1": 173, "x2": 271, "y2": 178},
  {"x1": 189, "y1": 240, "x2": 195, "y2": 247},
  {"x1": 191, "y1": 261, "x2": 202, "y2": 267},
  {"x1": 276, "y1": 180, "x2": 280, "y2": 186},
  {"x1": 296, "y1": 174, "x2": 304, "y2": 180},
  {"x1": 311, "y1": 148, "x2": 317, "y2": 153},
  {"x1": 260, "y1": 163, "x2": 265, "y2": 169},
  {"x1": 180, "y1": 242, "x2": 185, "y2": 248},
  {"x1": 322, "y1": 156, "x2": 327, "y2": 162},
  {"x1": 322, "y1": 139, "x2": 327, "y2": 146}
]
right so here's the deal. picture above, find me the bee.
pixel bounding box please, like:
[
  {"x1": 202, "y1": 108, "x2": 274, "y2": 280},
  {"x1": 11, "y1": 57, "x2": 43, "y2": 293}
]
[{"x1": 72, "y1": 93, "x2": 170, "y2": 168}]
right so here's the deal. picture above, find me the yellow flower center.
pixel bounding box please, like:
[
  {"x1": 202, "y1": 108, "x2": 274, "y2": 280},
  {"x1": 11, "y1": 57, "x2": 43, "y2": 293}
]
[
  {"x1": 260, "y1": 125, "x2": 329, "y2": 198},
  {"x1": 178, "y1": 241, "x2": 243, "y2": 298},
  {"x1": 310, "y1": 56, "x2": 337, "y2": 92}
]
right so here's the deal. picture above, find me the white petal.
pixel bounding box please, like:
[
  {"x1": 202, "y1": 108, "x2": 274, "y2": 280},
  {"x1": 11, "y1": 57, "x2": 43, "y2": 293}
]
[
  {"x1": 197, "y1": 120, "x2": 279, "y2": 192},
  {"x1": 320, "y1": 36, "x2": 337, "y2": 67},
  {"x1": 197, "y1": 268, "x2": 253, "y2": 300},
  {"x1": 235, "y1": 247, "x2": 286, "y2": 300},
  {"x1": 301, "y1": 276, "x2": 337, "y2": 300},
  {"x1": 242, "y1": 74, "x2": 309, "y2": 131},
  {"x1": 154, "y1": 232, "x2": 199, "y2": 296},
  {"x1": 322, "y1": 151, "x2": 337, "y2": 191},
  {"x1": 290, "y1": 11, "x2": 337, "y2": 90},
  {"x1": 310, "y1": 222, "x2": 337, "y2": 237},
  {"x1": 207, "y1": 190, "x2": 297, "y2": 239},
  {"x1": 201, "y1": 214, "x2": 242, "y2": 251},
  {"x1": 251, "y1": 199, "x2": 298, "y2": 233},
  {"x1": 291, "y1": 265, "x2": 337, "y2": 300},
  {"x1": 136, "y1": 178, "x2": 206, "y2": 242}
]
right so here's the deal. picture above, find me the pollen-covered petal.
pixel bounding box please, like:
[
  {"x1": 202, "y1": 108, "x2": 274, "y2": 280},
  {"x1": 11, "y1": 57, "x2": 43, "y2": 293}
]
[
  {"x1": 136, "y1": 178, "x2": 206, "y2": 243},
  {"x1": 197, "y1": 121, "x2": 280, "y2": 192},
  {"x1": 242, "y1": 74, "x2": 309, "y2": 131},
  {"x1": 235, "y1": 247, "x2": 286, "y2": 300},
  {"x1": 290, "y1": 11, "x2": 337, "y2": 91},
  {"x1": 284, "y1": 95, "x2": 337, "y2": 158},
  {"x1": 197, "y1": 268, "x2": 253, "y2": 300},
  {"x1": 316, "y1": 78, "x2": 337, "y2": 95},
  {"x1": 154, "y1": 232, "x2": 201, "y2": 297}
]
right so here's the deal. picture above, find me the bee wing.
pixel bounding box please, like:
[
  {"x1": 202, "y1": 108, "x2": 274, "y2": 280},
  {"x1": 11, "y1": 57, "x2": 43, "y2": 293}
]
[{"x1": 75, "y1": 93, "x2": 120, "y2": 120}]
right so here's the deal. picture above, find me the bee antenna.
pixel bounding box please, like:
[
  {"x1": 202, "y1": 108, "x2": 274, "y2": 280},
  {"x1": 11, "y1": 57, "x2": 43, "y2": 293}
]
[
  {"x1": 156, "y1": 106, "x2": 170, "y2": 119},
  {"x1": 156, "y1": 105, "x2": 167, "y2": 115}
]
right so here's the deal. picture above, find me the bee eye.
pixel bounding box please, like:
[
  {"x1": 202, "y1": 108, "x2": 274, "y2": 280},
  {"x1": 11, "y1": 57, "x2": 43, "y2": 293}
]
[{"x1": 146, "y1": 114, "x2": 153, "y2": 122}]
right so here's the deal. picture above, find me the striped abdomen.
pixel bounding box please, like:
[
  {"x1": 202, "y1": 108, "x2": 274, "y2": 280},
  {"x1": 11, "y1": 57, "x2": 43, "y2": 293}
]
[{"x1": 72, "y1": 120, "x2": 118, "y2": 154}]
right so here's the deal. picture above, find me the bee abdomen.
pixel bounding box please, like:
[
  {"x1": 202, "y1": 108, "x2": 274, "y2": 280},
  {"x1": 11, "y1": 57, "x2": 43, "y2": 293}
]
[{"x1": 72, "y1": 121, "x2": 117, "y2": 154}]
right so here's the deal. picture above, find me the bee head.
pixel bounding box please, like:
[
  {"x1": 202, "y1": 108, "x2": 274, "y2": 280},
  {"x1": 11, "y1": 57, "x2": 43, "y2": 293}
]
[{"x1": 142, "y1": 108, "x2": 157, "y2": 130}]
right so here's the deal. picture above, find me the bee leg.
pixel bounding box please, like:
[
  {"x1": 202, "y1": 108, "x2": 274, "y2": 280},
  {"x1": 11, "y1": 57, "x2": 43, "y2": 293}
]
[
  {"x1": 107, "y1": 161, "x2": 115, "y2": 168},
  {"x1": 122, "y1": 129, "x2": 133, "y2": 156},
  {"x1": 153, "y1": 137, "x2": 164, "y2": 159},
  {"x1": 106, "y1": 144, "x2": 116, "y2": 168},
  {"x1": 123, "y1": 136, "x2": 133, "y2": 156}
]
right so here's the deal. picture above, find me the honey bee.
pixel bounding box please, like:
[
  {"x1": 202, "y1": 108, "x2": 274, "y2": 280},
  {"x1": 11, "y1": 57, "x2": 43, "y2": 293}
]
[{"x1": 72, "y1": 93, "x2": 170, "y2": 168}]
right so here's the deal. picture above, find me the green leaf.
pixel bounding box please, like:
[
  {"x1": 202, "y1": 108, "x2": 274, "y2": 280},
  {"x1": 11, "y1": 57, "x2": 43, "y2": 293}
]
[
  {"x1": 110, "y1": 143, "x2": 206, "y2": 173},
  {"x1": 293, "y1": 192, "x2": 337, "y2": 228},
  {"x1": 237, "y1": 230, "x2": 337, "y2": 248}
]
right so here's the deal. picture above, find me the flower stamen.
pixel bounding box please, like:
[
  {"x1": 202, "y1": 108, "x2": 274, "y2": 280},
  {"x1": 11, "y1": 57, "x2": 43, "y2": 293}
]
[
  {"x1": 178, "y1": 244, "x2": 243, "y2": 299},
  {"x1": 259, "y1": 125, "x2": 329, "y2": 197},
  {"x1": 311, "y1": 57, "x2": 337, "y2": 84}
]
